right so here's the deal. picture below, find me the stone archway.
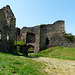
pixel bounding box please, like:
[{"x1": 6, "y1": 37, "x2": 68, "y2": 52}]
[{"x1": 27, "y1": 45, "x2": 34, "y2": 56}]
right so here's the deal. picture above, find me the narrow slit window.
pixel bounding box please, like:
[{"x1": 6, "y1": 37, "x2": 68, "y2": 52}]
[
  {"x1": 0, "y1": 31, "x2": 2, "y2": 42},
  {"x1": 7, "y1": 33, "x2": 9, "y2": 44}
]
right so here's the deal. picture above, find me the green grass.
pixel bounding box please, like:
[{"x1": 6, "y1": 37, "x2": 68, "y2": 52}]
[
  {"x1": 34, "y1": 46, "x2": 75, "y2": 60},
  {"x1": 14, "y1": 41, "x2": 25, "y2": 45},
  {"x1": 0, "y1": 52, "x2": 47, "y2": 75}
]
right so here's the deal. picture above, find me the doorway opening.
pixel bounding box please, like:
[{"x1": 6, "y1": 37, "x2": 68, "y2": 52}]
[{"x1": 46, "y1": 38, "x2": 49, "y2": 45}]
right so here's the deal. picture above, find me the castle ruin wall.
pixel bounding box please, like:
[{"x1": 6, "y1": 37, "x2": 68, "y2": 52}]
[
  {"x1": 17, "y1": 21, "x2": 75, "y2": 54},
  {"x1": 0, "y1": 5, "x2": 16, "y2": 52}
]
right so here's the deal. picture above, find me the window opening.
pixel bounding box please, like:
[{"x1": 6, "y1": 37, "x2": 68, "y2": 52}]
[
  {"x1": 26, "y1": 33, "x2": 35, "y2": 43},
  {"x1": 7, "y1": 33, "x2": 9, "y2": 44},
  {"x1": 0, "y1": 31, "x2": 2, "y2": 42}
]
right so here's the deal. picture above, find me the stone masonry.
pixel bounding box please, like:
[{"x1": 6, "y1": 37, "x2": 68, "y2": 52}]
[
  {"x1": 0, "y1": 5, "x2": 16, "y2": 52},
  {"x1": 16, "y1": 20, "x2": 75, "y2": 54}
]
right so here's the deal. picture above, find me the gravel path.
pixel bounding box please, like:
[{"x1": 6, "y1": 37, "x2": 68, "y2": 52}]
[{"x1": 32, "y1": 57, "x2": 75, "y2": 75}]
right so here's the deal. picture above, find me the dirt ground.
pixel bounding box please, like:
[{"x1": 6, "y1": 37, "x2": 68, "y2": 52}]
[{"x1": 32, "y1": 57, "x2": 75, "y2": 75}]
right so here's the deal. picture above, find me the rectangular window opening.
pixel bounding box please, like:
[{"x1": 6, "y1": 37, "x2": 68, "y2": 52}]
[
  {"x1": 7, "y1": 33, "x2": 9, "y2": 44},
  {"x1": 0, "y1": 31, "x2": 2, "y2": 42}
]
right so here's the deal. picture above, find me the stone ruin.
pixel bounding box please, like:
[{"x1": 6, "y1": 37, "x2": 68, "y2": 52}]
[
  {"x1": 0, "y1": 5, "x2": 16, "y2": 52},
  {"x1": 0, "y1": 5, "x2": 75, "y2": 54},
  {"x1": 16, "y1": 21, "x2": 75, "y2": 54}
]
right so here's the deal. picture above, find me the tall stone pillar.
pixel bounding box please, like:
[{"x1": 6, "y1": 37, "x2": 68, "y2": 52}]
[{"x1": 34, "y1": 34, "x2": 40, "y2": 54}]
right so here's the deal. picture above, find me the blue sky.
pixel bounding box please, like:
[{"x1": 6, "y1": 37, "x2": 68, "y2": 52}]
[{"x1": 0, "y1": 0, "x2": 75, "y2": 35}]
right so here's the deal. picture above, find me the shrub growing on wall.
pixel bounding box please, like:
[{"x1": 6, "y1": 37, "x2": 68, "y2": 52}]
[
  {"x1": 63, "y1": 32, "x2": 75, "y2": 42},
  {"x1": 25, "y1": 30, "x2": 29, "y2": 33}
]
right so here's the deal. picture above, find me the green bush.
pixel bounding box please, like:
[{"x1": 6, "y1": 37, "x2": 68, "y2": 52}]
[
  {"x1": 14, "y1": 41, "x2": 25, "y2": 55},
  {"x1": 14, "y1": 41, "x2": 25, "y2": 45},
  {"x1": 63, "y1": 32, "x2": 75, "y2": 42},
  {"x1": 25, "y1": 30, "x2": 29, "y2": 33}
]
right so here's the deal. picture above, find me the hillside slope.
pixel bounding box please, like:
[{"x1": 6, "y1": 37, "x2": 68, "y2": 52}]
[{"x1": 34, "y1": 46, "x2": 75, "y2": 60}]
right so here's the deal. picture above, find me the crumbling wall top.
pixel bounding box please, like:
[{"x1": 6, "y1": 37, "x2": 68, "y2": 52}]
[{"x1": 0, "y1": 5, "x2": 15, "y2": 27}]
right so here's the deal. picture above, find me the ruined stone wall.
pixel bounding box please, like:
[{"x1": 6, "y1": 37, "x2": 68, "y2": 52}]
[
  {"x1": 40, "y1": 20, "x2": 65, "y2": 50},
  {"x1": 0, "y1": 5, "x2": 16, "y2": 52},
  {"x1": 1, "y1": 5, "x2": 75, "y2": 54},
  {"x1": 40, "y1": 20, "x2": 75, "y2": 50},
  {"x1": 20, "y1": 26, "x2": 40, "y2": 53},
  {"x1": 20, "y1": 20, "x2": 75, "y2": 54}
]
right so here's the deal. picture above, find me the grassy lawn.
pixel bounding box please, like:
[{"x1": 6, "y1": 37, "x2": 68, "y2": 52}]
[
  {"x1": 0, "y1": 52, "x2": 47, "y2": 75},
  {"x1": 34, "y1": 46, "x2": 75, "y2": 60}
]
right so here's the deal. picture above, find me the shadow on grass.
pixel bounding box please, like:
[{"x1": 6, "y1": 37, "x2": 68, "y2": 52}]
[
  {"x1": 28, "y1": 55, "x2": 39, "y2": 58},
  {"x1": 0, "y1": 44, "x2": 40, "y2": 58},
  {"x1": 0, "y1": 51, "x2": 40, "y2": 59},
  {"x1": 0, "y1": 51, "x2": 25, "y2": 56}
]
